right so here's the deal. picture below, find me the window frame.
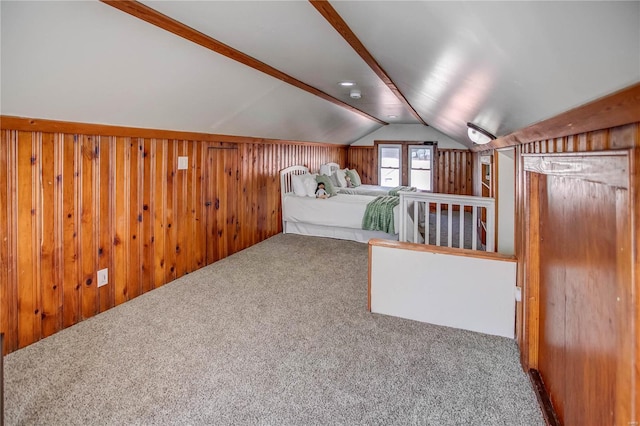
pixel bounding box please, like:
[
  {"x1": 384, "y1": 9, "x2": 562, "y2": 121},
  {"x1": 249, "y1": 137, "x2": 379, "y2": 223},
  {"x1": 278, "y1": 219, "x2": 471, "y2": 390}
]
[
  {"x1": 408, "y1": 145, "x2": 435, "y2": 191},
  {"x1": 377, "y1": 144, "x2": 402, "y2": 187},
  {"x1": 374, "y1": 141, "x2": 438, "y2": 189}
]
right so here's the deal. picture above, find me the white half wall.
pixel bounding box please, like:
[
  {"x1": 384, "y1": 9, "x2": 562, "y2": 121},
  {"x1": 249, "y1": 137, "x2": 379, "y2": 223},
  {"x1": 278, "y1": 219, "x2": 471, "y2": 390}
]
[
  {"x1": 370, "y1": 244, "x2": 517, "y2": 338},
  {"x1": 351, "y1": 124, "x2": 468, "y2": 148}
]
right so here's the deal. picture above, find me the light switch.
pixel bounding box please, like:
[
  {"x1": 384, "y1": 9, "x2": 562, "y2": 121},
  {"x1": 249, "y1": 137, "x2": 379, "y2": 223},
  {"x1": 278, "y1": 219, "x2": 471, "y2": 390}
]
[{"x1": 178, "y1": 156, "x2": 188, "y2": 170}]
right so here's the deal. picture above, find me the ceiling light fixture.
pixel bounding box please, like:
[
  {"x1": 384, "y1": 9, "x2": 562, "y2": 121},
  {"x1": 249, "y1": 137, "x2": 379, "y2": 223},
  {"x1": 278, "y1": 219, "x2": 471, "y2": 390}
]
[
  {"x1": 467, "y1": 122, "x2": 496, "y2": 145},
  {"x1": 387, "y1": 115, "x2": 397, "y2": 118},
  {"x1": 350, "y1": 89, "x2": 361, "y2": 99},
  {"x1": 338, "y1": 81, "x2": 355, "y2": 87}
]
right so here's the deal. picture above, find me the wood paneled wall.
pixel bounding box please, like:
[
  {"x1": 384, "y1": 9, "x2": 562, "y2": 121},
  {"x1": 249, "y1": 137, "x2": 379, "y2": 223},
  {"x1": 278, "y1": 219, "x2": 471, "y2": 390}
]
[
  {"x1": 516, "y1": 122, "x2": 640, "y2": 347},
  {"x1": 347, "y1": 146, "x2": 473, "y2": 195},
  {"x1": 0, "y1": 121, "x2": 347, "y2": 354},
  {"x1": 514, "y1": 122, "x2": 640, "y2": 424},
  {"x1": 346, "y1": 146, "x2": 376, "y2": 184},
  {"x1": 434, "y1": 149, "x2": 473, "y2": 195}
]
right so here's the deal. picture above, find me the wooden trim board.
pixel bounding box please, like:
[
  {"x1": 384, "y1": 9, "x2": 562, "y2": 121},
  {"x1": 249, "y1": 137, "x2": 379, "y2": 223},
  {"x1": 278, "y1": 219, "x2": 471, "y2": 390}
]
[{"x1": 0, "y1": 116, "x2": 348, "y2": 148}]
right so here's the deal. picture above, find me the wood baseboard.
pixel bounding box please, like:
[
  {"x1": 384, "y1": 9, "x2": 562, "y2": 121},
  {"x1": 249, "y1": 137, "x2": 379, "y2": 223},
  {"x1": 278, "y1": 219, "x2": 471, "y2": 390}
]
[{"x1": 529, "y1": 369, "x2": 560, "y2": 426}]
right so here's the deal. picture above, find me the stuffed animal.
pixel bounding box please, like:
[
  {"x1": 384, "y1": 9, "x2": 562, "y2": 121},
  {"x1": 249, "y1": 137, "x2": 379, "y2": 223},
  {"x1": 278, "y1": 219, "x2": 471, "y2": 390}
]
[{"x1": 345, "y1": 175, "x2": 353, "y2": 188}]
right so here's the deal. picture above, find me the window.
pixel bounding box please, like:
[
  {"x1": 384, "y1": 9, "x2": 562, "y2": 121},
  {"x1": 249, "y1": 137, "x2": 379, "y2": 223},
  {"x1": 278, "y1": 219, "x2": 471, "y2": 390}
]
[
  {"x1": 376, "y1": 141, "x2": 436, "y2": 190},
  {"x1": 408, "y1": 145, "x2": 434, "y2": 191},
  {"x1": 378, "y1": 144, "x2": 401, "y2": 187}
]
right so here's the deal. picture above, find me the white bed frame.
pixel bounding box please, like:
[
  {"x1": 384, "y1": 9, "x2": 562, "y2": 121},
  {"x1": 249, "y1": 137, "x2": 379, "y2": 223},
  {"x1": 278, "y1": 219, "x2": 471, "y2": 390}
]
[
  {"x1": 280, "y1": 165, "x2": 398, "y2": 243},
  {"x1": 323, "y1": 162, "x2": 340, "y2": 174},
  {"x1": 280, "y1": 165, "x2": 310, "y2": 232}
]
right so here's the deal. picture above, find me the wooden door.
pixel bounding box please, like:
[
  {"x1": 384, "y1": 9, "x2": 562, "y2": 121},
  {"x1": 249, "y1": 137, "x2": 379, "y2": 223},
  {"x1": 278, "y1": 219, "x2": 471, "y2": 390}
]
[
  {"x1": 205, "y1": 147, "x2": 239, "y2": 264},
  {"x1": 522, "y1": 151, "x2": 636, "y2": 425}
]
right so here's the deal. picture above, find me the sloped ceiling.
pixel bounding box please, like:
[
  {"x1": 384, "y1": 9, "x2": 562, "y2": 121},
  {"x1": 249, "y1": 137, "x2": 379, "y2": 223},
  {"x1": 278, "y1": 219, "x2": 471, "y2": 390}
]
[{"x1": 2, "y1": 1, "x2": 639, "y2": 147}]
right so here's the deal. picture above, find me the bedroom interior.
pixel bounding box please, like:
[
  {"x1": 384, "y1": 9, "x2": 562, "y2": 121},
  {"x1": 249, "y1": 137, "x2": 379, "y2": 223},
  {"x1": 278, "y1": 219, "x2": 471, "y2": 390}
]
[{"x1": 1, "y1": 0, "x2": 639, "y2": 424}]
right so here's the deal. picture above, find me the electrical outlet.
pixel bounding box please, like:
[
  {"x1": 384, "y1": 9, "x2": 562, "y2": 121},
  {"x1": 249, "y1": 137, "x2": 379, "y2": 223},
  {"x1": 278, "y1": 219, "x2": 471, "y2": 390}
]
[{"x1": 97, "y1": 268, "x2": 108, "y2": 287}]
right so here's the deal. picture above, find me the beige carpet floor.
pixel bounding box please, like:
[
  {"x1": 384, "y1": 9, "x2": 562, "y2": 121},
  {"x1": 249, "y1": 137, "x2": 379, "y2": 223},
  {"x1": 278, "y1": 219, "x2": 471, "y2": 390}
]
[{"x1": 4, "y1": 233, "x2": 543, "y2": 425}]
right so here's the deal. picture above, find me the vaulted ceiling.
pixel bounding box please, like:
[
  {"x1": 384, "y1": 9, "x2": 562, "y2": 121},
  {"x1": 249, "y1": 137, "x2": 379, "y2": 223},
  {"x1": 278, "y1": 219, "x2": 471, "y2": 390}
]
[{"x1": 2, "y1": 1, "x2": 639, "y2": 147}]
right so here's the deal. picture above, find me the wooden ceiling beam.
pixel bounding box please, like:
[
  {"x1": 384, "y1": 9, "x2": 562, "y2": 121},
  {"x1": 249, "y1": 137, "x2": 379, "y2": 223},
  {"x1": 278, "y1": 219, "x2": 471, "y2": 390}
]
[
  {"x1": 309, "y1": 0, "x2": 428, "y2": 126},
  {"x1": 100, "y1": 0, "x2": 387, "y2": 126},
  {"x1": 471, "y1": 82, "x2": 640, "y2": 152}
]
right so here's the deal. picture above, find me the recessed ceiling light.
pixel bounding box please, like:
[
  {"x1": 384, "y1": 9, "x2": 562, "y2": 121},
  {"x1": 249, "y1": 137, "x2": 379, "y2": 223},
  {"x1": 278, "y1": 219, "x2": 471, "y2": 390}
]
[
  {"x1": 338, "y1": 81, "x2": 355, "y2": 87},
  {"x1": 387, "y1": 115, "x2": 397, "y2": 119}
]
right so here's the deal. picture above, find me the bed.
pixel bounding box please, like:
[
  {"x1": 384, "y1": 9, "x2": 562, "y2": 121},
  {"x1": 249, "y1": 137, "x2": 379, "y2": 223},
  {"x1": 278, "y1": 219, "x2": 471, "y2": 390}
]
[
  {"x1": 319, "y1": 162, "x2": 415, "y2": 196},
  {"x1": 280, "y1": 165, "x2": 418, "y2": 243}
]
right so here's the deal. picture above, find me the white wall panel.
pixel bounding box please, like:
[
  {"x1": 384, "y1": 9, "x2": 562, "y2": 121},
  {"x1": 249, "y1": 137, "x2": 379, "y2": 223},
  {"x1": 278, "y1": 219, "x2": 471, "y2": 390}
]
[
  {"x1": 351, "y1": 124, "x2": 466, "y2": 149},
  {"x1": 370, "y1": 245, "x2": 516, "y2": 338}
]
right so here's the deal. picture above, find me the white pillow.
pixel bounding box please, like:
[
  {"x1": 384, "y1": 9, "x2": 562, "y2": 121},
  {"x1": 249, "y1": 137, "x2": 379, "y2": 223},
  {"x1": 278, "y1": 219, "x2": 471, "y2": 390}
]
[
  {"x1": 291, "y1": 174, "x2": 307, "y2": 197},
  {"x1": 303, "y1": 173, "x2": 318, "y2": 197},
  {"x1": 334, "y1": 169, "x2": 347, "y2": 187},
  {"x1": 319, "y1": 164, "x2": 333, "y2": 177}
]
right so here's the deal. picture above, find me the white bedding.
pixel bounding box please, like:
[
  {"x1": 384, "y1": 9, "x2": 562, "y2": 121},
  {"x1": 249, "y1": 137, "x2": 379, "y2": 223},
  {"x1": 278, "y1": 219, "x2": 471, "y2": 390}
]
[{"x1": 337, "y1": 184, "x2": 396, "y2": 197}]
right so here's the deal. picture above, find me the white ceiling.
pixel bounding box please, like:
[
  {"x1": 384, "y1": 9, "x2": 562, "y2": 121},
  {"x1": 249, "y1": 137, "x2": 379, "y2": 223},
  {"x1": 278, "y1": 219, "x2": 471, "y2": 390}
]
[{"x1": 2, "y1": 1, "x2": 639, "y2": 147}]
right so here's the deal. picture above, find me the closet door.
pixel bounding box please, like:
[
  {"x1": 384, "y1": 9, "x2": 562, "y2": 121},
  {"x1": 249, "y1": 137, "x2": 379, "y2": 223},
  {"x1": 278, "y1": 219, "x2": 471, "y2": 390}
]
[
  {"x1": 204, "y1": 146, "x2": 239, "y2": 264},
  {"x1": 522, "y1": 151, "x2": 636, "y2": 425}
]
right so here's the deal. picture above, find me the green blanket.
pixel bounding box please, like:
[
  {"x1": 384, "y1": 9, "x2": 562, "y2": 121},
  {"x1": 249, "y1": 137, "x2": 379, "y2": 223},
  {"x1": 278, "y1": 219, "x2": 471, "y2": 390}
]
[
  {"x1": 388, "y1": 186, "x2": 416, "y2": 196},
  {"x1": 362, "y1": 195, "x2": 400, "y2": 234}
]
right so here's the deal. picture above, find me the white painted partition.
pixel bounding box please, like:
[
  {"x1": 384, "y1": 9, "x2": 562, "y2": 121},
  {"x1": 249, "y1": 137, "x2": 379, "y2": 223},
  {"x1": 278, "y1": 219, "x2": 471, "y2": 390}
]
[{"x1": 368, "y1": 240, "x2": 517, "y2": 338}]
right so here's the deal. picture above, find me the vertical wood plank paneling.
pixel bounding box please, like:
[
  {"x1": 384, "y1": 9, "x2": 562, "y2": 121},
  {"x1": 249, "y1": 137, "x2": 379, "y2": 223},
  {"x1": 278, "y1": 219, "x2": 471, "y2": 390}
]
[
  {"x1": 269, "y1": 145, "x2": 277, "y2": 236},
  {"x1": 192, "y1": 142, "x2": 205, "y2": 271},
  {"x1": 184, "y1": 141, "x2": 194, "y2": 273},
  {"x1": 433, "y1": 149, "x2": 473, "y2": 196},
  {"x1": 164, "y1": 140, "x2": 176, "y2": 282},
  {"x1": 62, "y1": 134, "x2": 80, "y2": 327},
  {"x1": 0, "y1": 131, "x2": 18, "y2": 353},
  {"x1": 141, "y1": 139, "x2": 153, "y2": 292},
  {"x1": 80, "y1": 136, "x2": 97, "y2": 319},
  {"x1": 229, "y1": 147, "x2": 240, "y2": 255},
  {"x1": 175, "y1": 141, "x2": 187, "y2": 278},
  {"x1": 238, "y1": 144, "x2": 249, "y2": 252},
  {"x1": 153, "y1": 139, "x2": 167, "y2": 288},
  {"x1": 40, "y1": 133, "x2": 61, "y2": 337},
  {"x1": 0, "y1": 120, "x2": 350, "y2": 353},
  {"x1": 257, "y1": 144, "x2": 266, "y2": 241},
  {"x1": 517, "y1": 123, "x2": 640, "y2": 424},
  {"x1": 252, "y1": 143, "x2": 258, "y2": 245},
  {"x1": 217, "y1": 146, "x2": 228, "y2": 258},
  {"x1": 16, "y1": 131, "x2": 38, "y2": 347},
  {"x1": 114, "y1": 137, "x2": 129, "y2": 305},
  {"x1": 98, "y1": 137, "x2": 114, "y2": 313},
  {"x1": 347, "y1": 147, "x2": 375, "y2": 184},
  {"x1": 128, "y1": 138, "x2": 141, "y2": 300}
]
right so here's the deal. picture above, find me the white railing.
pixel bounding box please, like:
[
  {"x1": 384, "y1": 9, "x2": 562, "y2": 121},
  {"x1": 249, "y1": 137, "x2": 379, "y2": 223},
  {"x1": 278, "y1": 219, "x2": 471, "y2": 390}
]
[{"x1": 398, "y1": 192, "x2": 495, "y2": 252}]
